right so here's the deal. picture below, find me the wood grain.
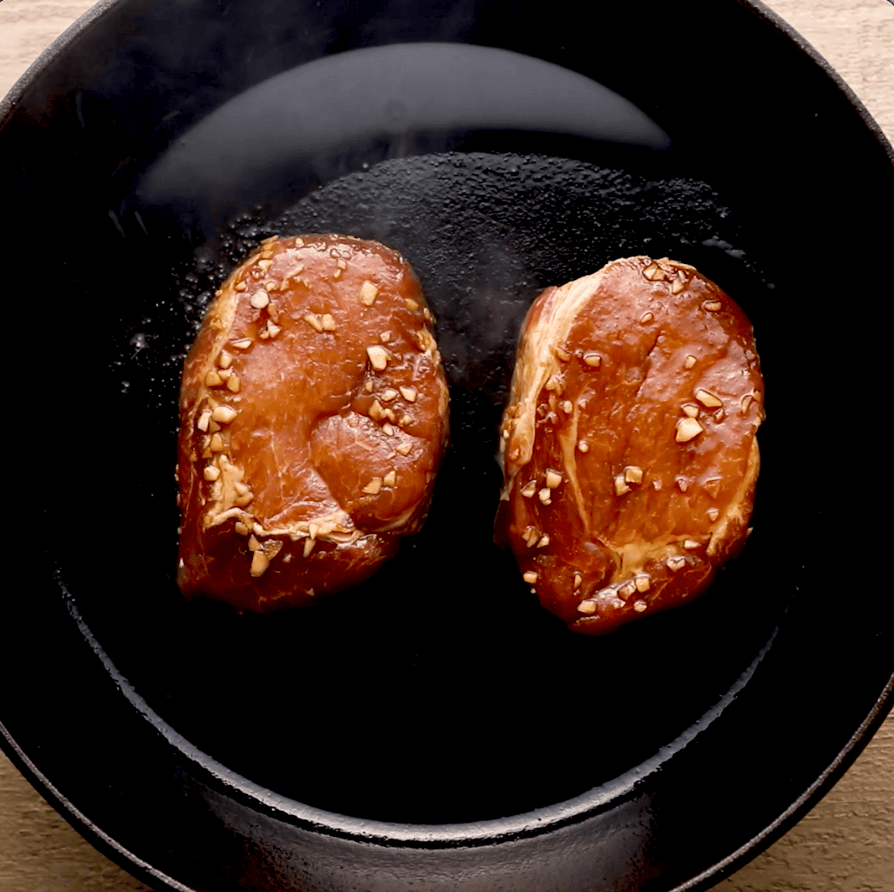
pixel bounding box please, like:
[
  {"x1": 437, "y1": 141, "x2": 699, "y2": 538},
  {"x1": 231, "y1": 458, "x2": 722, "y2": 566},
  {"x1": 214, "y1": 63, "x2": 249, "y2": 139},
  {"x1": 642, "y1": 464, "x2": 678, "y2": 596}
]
[{"x1": 1, "y1": 1, "x2": 892, "y2": 890}]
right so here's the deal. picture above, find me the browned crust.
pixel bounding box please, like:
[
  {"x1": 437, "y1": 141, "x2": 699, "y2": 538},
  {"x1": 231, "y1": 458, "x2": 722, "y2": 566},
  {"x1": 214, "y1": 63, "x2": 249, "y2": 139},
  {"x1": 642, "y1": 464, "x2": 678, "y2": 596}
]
[
  {"x1": 498, "y1": 256, "x2": 764, "y2": 634},
  {"x1": 176, "y1": 234, "x2": 449, "y2": 612}
]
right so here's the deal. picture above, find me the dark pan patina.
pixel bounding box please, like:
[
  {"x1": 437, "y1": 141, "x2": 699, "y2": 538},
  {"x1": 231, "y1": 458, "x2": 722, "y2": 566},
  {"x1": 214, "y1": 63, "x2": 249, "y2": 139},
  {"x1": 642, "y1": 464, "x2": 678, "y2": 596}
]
[{"x1": 2, "y1": 1, "x2": 892, "y2": 890}]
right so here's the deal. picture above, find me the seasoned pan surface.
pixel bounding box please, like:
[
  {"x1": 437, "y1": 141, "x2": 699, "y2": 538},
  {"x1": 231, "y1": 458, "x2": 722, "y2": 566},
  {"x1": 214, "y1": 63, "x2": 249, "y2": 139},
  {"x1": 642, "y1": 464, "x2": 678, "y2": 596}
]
[{"x1": 2, "y1": 1, "x2": 892, "y2": 890}]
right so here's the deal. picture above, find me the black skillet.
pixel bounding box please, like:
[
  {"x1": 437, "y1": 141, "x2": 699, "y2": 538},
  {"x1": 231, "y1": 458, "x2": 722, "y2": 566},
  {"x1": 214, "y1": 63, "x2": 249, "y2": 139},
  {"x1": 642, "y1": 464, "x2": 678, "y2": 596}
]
[{"x1": 2, "y1": 1, "x2": 892, "y2": 890}]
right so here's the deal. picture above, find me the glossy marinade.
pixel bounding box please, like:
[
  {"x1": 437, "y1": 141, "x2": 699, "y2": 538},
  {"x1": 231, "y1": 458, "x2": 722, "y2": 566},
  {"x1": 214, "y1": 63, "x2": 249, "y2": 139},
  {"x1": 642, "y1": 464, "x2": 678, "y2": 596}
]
[
  {"x1": 177, "y1": 234, "x2": 449, "y2": 612},
  {"x1": 499, "y1": 256, "x2": 764, "y2": 634}
]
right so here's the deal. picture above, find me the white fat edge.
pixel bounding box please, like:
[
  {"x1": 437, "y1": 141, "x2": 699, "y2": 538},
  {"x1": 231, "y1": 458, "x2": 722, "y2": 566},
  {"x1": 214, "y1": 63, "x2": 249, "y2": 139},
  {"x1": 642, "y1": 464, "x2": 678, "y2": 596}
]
[
  {"x1": 554, "y1": 394, "x2": 589, "y2": 532},
  {"x1": 705, "y1": 435, "x2": 760, "y2": 558},
  {"x1": 502, "y1": 268, "x2": 611, "y2": 509}
]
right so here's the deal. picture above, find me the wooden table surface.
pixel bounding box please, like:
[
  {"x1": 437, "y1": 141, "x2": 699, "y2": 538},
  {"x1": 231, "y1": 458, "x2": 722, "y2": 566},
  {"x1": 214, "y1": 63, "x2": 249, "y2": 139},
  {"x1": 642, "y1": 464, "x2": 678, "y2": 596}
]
[{"x1": 1, "y1": 1, "x2": 892, "y2": 890}]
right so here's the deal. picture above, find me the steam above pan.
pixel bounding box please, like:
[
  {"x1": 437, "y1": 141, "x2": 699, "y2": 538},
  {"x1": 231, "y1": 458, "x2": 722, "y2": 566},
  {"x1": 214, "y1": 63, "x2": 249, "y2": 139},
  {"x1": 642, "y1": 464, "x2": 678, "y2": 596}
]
[{"x1": 139, "y1": 42, "x2": 670, "y2": 226}]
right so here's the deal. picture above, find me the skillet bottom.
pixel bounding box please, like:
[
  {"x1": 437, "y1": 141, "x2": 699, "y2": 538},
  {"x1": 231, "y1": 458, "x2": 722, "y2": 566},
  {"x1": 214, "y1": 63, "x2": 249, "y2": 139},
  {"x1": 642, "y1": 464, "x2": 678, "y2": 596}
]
[{"x1": 64, "y1": 151, "x2": 783, "y2": 824}]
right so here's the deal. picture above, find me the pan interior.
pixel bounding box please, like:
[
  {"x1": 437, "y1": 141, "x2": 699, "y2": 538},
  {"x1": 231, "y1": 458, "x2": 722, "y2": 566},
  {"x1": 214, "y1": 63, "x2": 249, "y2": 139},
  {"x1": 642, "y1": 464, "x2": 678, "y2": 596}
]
[{"x1": 54, "y1": 134, "x2": 784, "y2": 823}]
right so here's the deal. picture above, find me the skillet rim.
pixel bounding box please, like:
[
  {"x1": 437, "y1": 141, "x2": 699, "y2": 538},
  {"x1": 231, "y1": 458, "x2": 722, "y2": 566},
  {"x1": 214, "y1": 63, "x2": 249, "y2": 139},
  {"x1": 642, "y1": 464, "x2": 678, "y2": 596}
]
[{"x1": 2, "y1": 0, "x2": 893, "y2": 889}]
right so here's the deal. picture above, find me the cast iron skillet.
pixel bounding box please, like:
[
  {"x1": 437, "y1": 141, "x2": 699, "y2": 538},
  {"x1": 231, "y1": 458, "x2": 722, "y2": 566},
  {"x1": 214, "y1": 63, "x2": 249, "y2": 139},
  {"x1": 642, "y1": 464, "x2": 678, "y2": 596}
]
[{"x1": 2, "y1": 1, "x2": 892, "y2": 890}]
